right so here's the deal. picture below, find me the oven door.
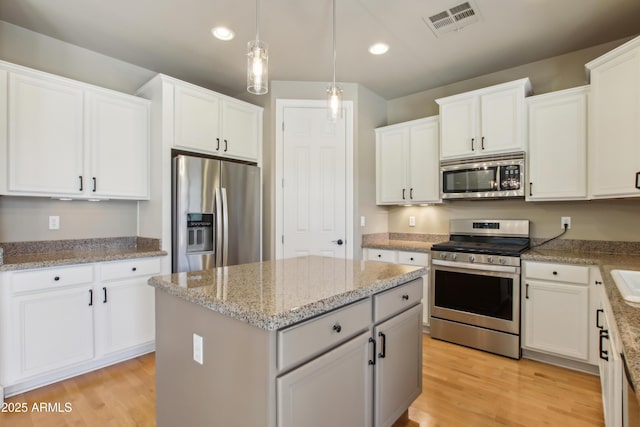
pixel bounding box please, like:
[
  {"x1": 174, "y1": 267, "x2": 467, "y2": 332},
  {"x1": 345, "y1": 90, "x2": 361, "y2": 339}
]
[{"x1": 430, "y1": 259, "x2": 520, "y2": 334}]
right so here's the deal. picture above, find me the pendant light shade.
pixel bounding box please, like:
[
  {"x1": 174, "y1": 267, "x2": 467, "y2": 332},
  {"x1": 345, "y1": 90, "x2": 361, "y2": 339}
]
[
  {"x1": 327, "y1": 0, "x2": 342, "y2": 121},
  {"x1": 247, "y1": 0, "x2": 268, "y2": 95}
]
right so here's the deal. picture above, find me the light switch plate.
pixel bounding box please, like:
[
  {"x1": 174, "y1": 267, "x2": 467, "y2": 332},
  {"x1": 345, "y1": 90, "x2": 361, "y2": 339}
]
[
  {"x1": 48, "y1": 216, "x2": 60, "y2": 230},
  {"x1": 193, "y1": 333, "x2": 203, "y2": 365},
  {"x1": 409, "y1": 216, "x2": 416, "y2": 227}
]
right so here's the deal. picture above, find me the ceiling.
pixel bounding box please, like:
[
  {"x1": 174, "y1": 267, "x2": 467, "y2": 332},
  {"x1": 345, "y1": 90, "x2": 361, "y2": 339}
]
[{"x1": 1, "y1": 0, "x2": 640, "y2": 100}]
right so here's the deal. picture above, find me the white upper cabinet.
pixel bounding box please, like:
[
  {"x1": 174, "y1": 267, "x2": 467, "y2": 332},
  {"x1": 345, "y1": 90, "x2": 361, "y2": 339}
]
[
  {"x1": 7, "y1": 72, "x2": 85, "y2": 196},
  {"x1": 526, "y1": 86, "x2": 588, "y2": 201},
  {"x1": 437, "y1": 78, "x2": 531, "y2": 160},
  {"x1": 586, "y1": 36, "x2": 640, "y2": 199},
  {"x1": 1, "y1": 61, "x2": 150, "y2": 200},
  {"x1": 376, "y1": 116, "x2": 440, "y2": 205},
  {"x1": 86, "y1": 91, "x2": 150, "y2": 199},
  {"x1": 171, "y1": 78, "x2": 262, "y2": 162}
]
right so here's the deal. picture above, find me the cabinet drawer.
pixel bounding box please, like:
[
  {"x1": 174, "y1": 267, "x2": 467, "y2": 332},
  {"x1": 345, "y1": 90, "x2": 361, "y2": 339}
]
[
  {"x1": 525, "y1": 262, "x2": 589, "y2": 284},
  {"x1": 367, "y1": 249, "x2": 396, "y2": 263},
  {"x1": 374, "y1": 278, "x2": 423, "y2": 323},
  {"x1": 100, "y1": 257, "x2": 162, "y2": 281},
  {"x1": 277, "y1": 298, "x2": 372, "y2": 372},
  {"x1": 397, "y1": 251, "x2": 429, "y2": 266},
  {"x1": 11, "y1": 265, "x2": 95, "y2": 294}
]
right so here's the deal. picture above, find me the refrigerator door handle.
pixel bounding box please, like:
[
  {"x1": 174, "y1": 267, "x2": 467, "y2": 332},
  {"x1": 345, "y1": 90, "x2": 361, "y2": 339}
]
[
  {"x1": 215, "y1": 188, "x2": 223, "y2": 267},
  {"x1": 221, "y1": 187, "x2": 229, "y2": 267}
]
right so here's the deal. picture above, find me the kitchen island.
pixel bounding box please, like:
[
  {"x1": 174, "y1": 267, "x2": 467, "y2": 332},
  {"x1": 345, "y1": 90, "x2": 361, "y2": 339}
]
[{"x1": 148, "y1": 255, "x2": 426, "y2": 427}]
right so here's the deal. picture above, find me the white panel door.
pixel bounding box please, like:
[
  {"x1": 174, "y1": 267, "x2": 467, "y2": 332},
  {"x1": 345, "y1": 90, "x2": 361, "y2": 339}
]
[
  {"x1": 17, "y1": 286, "x2": 94, "y2": 377},
  {"x1": 409, "y1": 119, "x2": 440, "y2": 203},
  {"x1": 282, "y1": 107, "x2": 347, "y2": 259},
  {"x1": 480, "y1": 87, "x2": 524, "y2": 154},
  {"x1": 376, "y1": 127, "x2": 406, "y2": 204},
  {"x1": 8, "y1": 72, "x2": 84, "y2": 195},
  {"x1": 173, "y1": 84, "x2": 221, "y2": 154},
  {"x1": 95, "y1": 278, "x2": 155, "y2": 356},
  {"x1": 439, "y1": 97, "x2": 477, "y2": 159},
  {"x1": 221, "y1": 100, "x2": 260, "y2": 161},
  {"x1": 87, "y1": 91, "x2": 150, "y2": 199}
]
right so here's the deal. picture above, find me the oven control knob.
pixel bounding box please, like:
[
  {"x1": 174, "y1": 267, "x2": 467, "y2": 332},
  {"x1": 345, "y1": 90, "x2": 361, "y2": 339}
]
[
  {"x1": 451, "y1": 253, "x2": 458, "y2": 261},
  {"x1": 487, "y1": 257, "x2": 494, "y2": 263},
  {"x1": 468, "y1": 255, "x2": 475, "y2": 263},
  {"x1": 499, "y1": 258, "x2": 506, "y2": 265},
  {"x1": 439, "y1": 253, "x2": 448, "y2": 260}
]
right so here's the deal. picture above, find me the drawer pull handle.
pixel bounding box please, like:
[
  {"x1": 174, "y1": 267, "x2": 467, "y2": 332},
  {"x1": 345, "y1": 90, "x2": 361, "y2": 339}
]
[
  {"x1": 599, "y1": 329, "x2": 609, "y2": 361},
  {"x1": 552, "y1": 271, "x2": 558, "y2": 275},
  {"x1": 378, "y1": 332, "x2": 386, "y2": 359},
  {"x1": 54, "y1": 276, "x2": 60, "y2": 281},
  {"x1": 332, "y1": 324, "x2": 342, "y2": 333},
  {"x1": 595, "y1": 280, "x2": 603, "y2": 285},
  {"x1": 103, "y1": 287, "x2": 108, "y2": 304},
  {"x1": 402, "y1": 294, "x2": 409, "y2": 301},
  {"x1": 132, "y1": 267, "x2": 137, "y2": 272},
  {"x1": 596, "y1": 309, "x2": 604, "y2": 330},
  {"x1": 89, "y1": 289, "x2": 93, "y2": 307}
]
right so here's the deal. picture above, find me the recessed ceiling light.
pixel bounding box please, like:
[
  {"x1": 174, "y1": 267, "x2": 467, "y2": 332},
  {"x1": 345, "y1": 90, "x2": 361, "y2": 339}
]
[
  {"x1": 368, "y1": 43, "x2": 389, "y2": 55},
  {"x1": 212, "y1": 27, "x2": 235, "y2": 41}
]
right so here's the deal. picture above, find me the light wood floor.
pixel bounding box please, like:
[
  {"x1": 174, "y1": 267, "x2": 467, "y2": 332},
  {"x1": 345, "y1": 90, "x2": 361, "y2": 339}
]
[{"x1": 1, "y1": 335, "x2": 603, "y2": 427}]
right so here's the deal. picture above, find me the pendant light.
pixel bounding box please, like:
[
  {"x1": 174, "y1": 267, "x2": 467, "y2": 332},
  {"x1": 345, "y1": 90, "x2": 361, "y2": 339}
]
[
  {"x1": 247, "y1": 0, "x2": 268, "y2": 95},
  {"x1": 327, "y1": 0, "x2": 342, "y2": 121}
]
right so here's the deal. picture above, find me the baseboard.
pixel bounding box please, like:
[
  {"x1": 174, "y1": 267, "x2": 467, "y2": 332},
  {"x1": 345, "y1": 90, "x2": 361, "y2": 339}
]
[
  {"x1": 521, "y1": 349, "x2": 599, "y2": 375},
  {"x1": 3, "y1": 342, "x2": 155, "y2": 398}
]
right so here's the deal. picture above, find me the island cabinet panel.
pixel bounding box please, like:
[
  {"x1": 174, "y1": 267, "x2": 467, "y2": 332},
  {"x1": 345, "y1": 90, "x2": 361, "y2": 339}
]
[{"x1": 277, "y1": 332, "x2": 373, "y2": 427}]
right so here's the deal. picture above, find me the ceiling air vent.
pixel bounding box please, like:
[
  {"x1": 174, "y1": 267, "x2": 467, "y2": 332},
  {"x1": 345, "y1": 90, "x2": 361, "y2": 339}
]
[{"x1": 423, "y1": 1, "x2": 481, "y2": 37}]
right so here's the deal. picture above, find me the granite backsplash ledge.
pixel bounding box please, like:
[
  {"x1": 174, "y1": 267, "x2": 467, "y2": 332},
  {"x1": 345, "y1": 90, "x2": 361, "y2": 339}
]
[
  {"x1": 0, "y1": 236, "x2": 161, "y2": 256},
  {"x1": 530, "y1": 238, "x2": 640, "y2": 254},
  {"x1": 362, "y1": 232, "x2": 449, "y2": 246}
]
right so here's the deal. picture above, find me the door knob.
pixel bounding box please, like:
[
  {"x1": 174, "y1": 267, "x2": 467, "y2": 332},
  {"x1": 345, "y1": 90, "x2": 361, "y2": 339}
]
[{"x1": 332, "y1": 239, "x2": 344, "y2": 245}]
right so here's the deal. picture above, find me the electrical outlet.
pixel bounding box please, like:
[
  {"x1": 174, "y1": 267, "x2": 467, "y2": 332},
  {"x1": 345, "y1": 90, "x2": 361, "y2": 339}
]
[
  {"x1": 360, "y1": 216, "x2": 366, "y2": 227},
  {"x1": 193, "y1": 333, "x2": 203, "y2": 365},
  {"x1": 48, "y1": 216, "x2": 60, "y2": 230},
  {"x1": 561, "y1": 216, "x2": 571, "y2": 230},
  {"x1": 409, "y1": 216, "x2": 416, "y2": 227}
]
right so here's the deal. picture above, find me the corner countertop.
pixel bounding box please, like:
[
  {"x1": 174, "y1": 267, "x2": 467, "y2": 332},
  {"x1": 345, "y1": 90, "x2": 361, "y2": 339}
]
[
  {"x1": 361, "y1": 232, "x2": 448, "y2": 254},
  {"x1": 0, "y1": 237, "x2": 166, "y2": 271},
  {"x1": 523, "y1": 248, "x2": 640, "y2": 401},
  {"x1": 148, "y1": 255, "x2": 427, "y2": 331}
]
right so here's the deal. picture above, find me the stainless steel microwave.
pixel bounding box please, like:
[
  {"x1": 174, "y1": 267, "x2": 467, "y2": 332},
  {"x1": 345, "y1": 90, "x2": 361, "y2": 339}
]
[{"x1": 440, "y1": 153, "x2": 525, "y2": 199}]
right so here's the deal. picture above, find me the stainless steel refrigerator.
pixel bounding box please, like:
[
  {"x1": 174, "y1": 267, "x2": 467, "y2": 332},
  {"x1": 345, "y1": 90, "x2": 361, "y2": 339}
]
[{"x1": 172, "y1": 154, "x2": 261, "y2": 273}]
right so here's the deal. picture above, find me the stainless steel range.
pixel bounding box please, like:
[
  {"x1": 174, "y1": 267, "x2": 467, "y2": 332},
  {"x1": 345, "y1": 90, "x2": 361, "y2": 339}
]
[{"x1": 429, "y1": 219, "x2": 530, "y2": 359}]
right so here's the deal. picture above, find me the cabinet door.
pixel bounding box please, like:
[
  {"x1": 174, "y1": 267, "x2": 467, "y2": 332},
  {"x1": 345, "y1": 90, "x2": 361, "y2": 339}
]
[
  {"x1": 95, "y1": 277, "x2": 155, "y2": 356},
  {"x1": 439, "y1": 97, "x2": 476, "y2": 159},
  {"x1": 374, "y1": 304, "x2": 422, "y2": 427},
  {"x1": 480, "y1": 87, "x2": 525, "y2": 154},
  {"x1": 523, "y1": 280, "x2": 589, "y2": 360},
  {"x1": 277, "y1": 332, "x2": 373, "y2": 427},
  {"x1": 174, "y1": 84, "x2": 221, "y2": 153},
  {"x1": 7, "y1": 72, "x2": 84, "y2": 195},
  {"x1": 15, "y1": 286, "x2": 94, "y2": 378},
  {"x1": 408, "y1": 120, "x2": 440, "y2": 203},
  {"x1": 376, "y1": 127, "x2": 406, "y2": 204},
  {"x1": 527, "y1": 89, "x2": 588, "y2": 200},
  {"x1": 589, "y1": 47, "x2": 640, "y2": 198},
  {"x1": 87, "y1": 91, "x2": 150, "y2": 199},
  {"x1": 221, "y1": 100, "x2": 260, "y2": 161}
]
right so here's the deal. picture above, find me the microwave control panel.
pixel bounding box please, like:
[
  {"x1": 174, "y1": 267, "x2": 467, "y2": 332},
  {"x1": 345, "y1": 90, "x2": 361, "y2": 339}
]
[{"x1": 500, "y1": 165, "x2": 521, "y2": 190}]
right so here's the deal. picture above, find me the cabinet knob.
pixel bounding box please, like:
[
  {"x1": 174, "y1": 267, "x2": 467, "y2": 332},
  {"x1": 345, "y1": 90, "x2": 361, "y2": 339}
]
[
  {"x1": 410, "y1": 257, "x2": 414, "y2": 261},
  {"x1": 595, "y1": 280, "x2": 603, "y2": 285},
  {"x1": 402, "y1": 294, "x2": 409, "y2": 301},
  {"x1": 552, "y1": 271, "x2": 558, "y2": 275},
  {"x1": 132, "y1": 267, "x2": 137, "y2": 272},
  {"x1": 378, "y1": 254, "x2": 382, "y2": 258},
  {"x1": 54, "y1": 276, "x2": 60, "y2": 281},
  {"x1": 332, "y1": 324, "x2": 342, "y2": 333}
]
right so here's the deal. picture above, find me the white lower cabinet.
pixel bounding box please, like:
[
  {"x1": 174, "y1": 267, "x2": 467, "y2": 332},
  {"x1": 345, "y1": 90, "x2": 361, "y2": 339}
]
[
  {"x1": 598, "y1": 285, "x2": 623, "y2": 427},
  {"x1": 366, "y1": 248, "x2": 430, "y2": 327},
  {"x1": 0, "y1": 257, "x2": 161, "y2": 397},
  {"x1": 276, "y1": 279, "x2": 423, "y2": 427},
  {"x1": 522, "y1": 261, "x2": 593, "y2": 362}
]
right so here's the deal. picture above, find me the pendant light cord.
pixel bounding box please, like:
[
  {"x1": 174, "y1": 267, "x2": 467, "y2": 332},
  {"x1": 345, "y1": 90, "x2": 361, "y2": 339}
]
[
  {"x1": 332, "y1": 0, "x2": 337, "y2": 87},
  {"x1": 255, "y1": 0, "x2": 260, "y2": 41}
]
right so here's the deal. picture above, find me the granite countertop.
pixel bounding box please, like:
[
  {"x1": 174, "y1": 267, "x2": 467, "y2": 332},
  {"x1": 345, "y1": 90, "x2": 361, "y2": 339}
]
[
  {"x1": 361, "y1": 232, "x2": 448, "y2": 253},
  {"x1": 0, "y1": 237, "x2": 166, "y2": 271},
  {"x1": 523, "y1": 247, "x2": 640, "y2": 402},
  {"x1": 149, "y1": 255, "x2": 427, "y2": 331}
]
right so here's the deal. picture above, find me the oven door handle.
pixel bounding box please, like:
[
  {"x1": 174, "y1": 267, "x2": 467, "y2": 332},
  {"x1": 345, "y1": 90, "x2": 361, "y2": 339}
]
[{"x1": 431, "y1": 259, "x2": 518, "y2": 274}]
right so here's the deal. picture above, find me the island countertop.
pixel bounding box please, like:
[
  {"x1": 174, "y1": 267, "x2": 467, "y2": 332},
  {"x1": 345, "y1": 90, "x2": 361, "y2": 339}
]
[{"x1": 148, "y1": 255, "x2": 427, "y2": 330}]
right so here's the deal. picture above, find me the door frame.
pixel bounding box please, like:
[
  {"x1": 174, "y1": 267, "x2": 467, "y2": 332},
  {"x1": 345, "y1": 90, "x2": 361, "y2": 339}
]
[{"x1": 275, "y1": 99, "x2": 354, "y2": 260}]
